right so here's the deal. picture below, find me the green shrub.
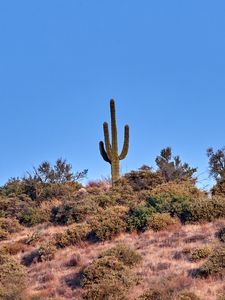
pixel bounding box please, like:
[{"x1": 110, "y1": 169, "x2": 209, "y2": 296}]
[
  {"x1": 148, "y1": 213, "x2": 175, "y2": 231},
  {"x1": 147, "y1": 181, "x2": 200, "y2": 219},
  {"x1": 18, "y1": 207, "x2": 49, "y2": 227},
  {"x1": 1, "y1": 160, "x2": 86, "y2": 201},
  {"x1": 88, "y1": 206, "x2": 128, "y2": 241},
  {"x1": 191, "y1": 247, "x2": 211, "y2": 262},
  {"x1": 90, "y1": 193, "x2": 114, "y2": 208},
  {"x1": 81, "y1": 244, "x2": 141, "y2": 300},
  {"x1": 182, "y1": 196, "x2": 225, "y2": 223},
  {"x1": 99, "y1": 243, "x2": 142, "y2": 266},
  {"x1": 127, "y1": 206, "x2": 155, "y2": 232},
  {"x1": 107, "y1": 182, "x2": 139, "y2": 208},
  {"x1": 217, "y1": 227, "x2": 225, "y2": 243},
  {"x1": 55, "y1": 223, "x2": 90, "y2": 248},
  {"x1": 196, "y1": 247, "x2": 225, "y2": 278},
  {"x1": 51, "y1": 197, "x2": 98, "y2": 225},
  {"x1": 178, "y1": 292, "x2": 201, "y2": 300},
  {"x1": 0, "y1": 253, "x2": 27, "y2": 299}
]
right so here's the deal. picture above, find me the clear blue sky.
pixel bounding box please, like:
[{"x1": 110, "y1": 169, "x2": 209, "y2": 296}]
[{"x1": 0, "y1": 1, "x2": 225, "y2": 189}]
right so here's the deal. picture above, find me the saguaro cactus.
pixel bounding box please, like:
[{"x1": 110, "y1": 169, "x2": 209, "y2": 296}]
[{"x1": 99, "y1": 99, "x2": 129, "y2": 185}]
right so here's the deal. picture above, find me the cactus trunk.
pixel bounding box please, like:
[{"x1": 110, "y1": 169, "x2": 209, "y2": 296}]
[
  {"x1": 99, "y1": 99, "x2": 129, "y2": 186},
  {"x1": 111, "y1": 158, "x2": 120, "y2": 183}
]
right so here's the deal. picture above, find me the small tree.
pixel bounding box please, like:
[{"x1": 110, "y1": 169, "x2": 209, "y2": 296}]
[
  {"x1": 1, "y1": 159, "x2": 88, "y2": 200},
  {"x1": 207, "y1": 147, "x2": 225, "y2": 196},
  {"x1": 155, "y1": 147, "x2": 197, "y2": 182},
  {"x1": 207, "y1": 147, "x2": 225, "y2": 181},
  {"x1": 32, "y1": 158, "x2": 87, "y2": 184}
]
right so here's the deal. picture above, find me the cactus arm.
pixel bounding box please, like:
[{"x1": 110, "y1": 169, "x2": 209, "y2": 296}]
[
  {"x1": 99, "y1": 141, "x2": 111, "y2": 164},
  {"x1": 110, "y1": 99, "x2": 118, "y2": 153},
  {"x1": 103, "y1": 122, "x2": 112, "y2": 160},
  {"x1": 119, "y1": 125, "x2": 129, "y2": 160}
]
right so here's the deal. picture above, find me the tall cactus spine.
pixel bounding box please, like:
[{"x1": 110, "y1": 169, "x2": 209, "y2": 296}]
[{"x1": 99, "y1": 99, "x2": 129, "y2": 185}]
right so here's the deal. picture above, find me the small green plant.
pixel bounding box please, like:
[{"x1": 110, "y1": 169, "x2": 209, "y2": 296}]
[
  {"x1": 148, "y1": 213, "x2": 175, "y2": 231},
  {"x1": 99, "y1": 99, "x2": 129, "y2": 185},
  {"x1": 191, "y1": 246, "x2": 211, "y2": 262}
]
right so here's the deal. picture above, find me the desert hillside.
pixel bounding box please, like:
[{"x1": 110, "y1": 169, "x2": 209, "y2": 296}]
[{"x1": 1, "y1": 152, "x2": 225, "y2": 300}]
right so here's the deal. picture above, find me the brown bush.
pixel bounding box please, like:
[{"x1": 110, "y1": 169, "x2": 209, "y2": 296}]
[
  {"x1": 0, "y1": 253, "x2": 27, "y2": 299},
  {"x1": 178, "y1": 292, "x2": 201, "y2": 300},
  {"x1": 37, "y1": 242, "x2": 56, "y2": 262},
  {"x1": 0, "y1": 241, "x2": 27, "y2": 255},
  {"x1": 0, "y1": 229, "x2": 8, "y2": 241},
  {"x1": 0, "y1": 217, "x2": 22, "y2": 233}
]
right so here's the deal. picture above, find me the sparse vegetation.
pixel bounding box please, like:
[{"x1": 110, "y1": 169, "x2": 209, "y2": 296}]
[
  {"x1": 196, "y1": 247, "x2": 225, "y2": 278},
  {"x1": 1, "y1": 150, "x2": 225, "y2": 299},
  {"x1": 0, "y1": 253, "x2": 27, "y2": 299},
  {"x1": 81, "y1": 244, "x2": 141, "y2": 299}
]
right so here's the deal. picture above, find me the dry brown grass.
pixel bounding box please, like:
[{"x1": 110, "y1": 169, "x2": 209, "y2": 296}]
[{"x1": 1, "y1": 219, "x2": 225, "y2": 300}]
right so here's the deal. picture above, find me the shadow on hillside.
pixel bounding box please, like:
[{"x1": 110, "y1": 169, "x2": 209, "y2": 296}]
[
  {"x1": 63, "y1": 269, "x2": 84, "y2": 290},
  {"x1": 21, "y1": 249, "x2": 40, "y2": 266}
]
